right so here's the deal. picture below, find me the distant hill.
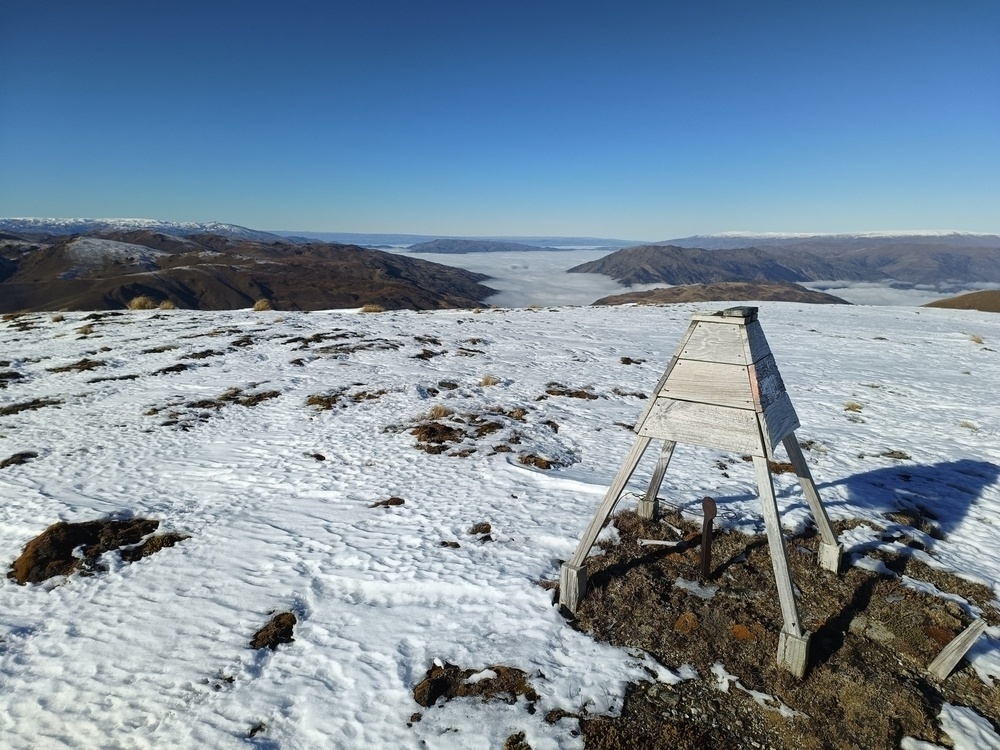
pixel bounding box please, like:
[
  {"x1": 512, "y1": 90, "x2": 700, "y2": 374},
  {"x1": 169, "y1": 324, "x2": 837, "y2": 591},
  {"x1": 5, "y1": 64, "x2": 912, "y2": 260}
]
[
  {"x1": 270, "y1": 231, "x2": 640, "y2": 248},
  {"x1": 0, "y1": 231, "x2": 495, "y2": 313},
  {"x1": 593, "y1": 282, "x2": 850, "y2": 306},
  {"x1": 570, "y1": 233, "x2": 1000, "y2": 287},
  {"x1": 408, "y1": 239, "x2": 555, "y2": 254},
  {"x1": 924, "y1": 290, "x2": 1000, "y2": 313},
  {"x1": 0, "y1": 218, "x2": 285, "y2": 244}
]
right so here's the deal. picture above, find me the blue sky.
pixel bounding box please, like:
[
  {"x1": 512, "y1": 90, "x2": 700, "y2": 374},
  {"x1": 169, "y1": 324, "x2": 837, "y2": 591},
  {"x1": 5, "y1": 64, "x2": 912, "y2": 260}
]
[{"x1": 2, "y1": 1, "x2": 998, "y2": 238}]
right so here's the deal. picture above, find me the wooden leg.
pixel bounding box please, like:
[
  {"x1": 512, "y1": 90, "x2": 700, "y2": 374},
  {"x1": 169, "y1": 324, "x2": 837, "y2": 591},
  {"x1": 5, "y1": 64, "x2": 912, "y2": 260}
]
[
  {"x1": 559, "y1": 435, "x2": 652, "y2": 613},
  {"x1": 638, "y1": 440, "x2": 675, "y2": 519},
  {"x1": 782, "y1": 434, "x2": 843, "y2": 573},
  {"x1": 753, "y1": 455, "x2": 809, "y2": 677}
]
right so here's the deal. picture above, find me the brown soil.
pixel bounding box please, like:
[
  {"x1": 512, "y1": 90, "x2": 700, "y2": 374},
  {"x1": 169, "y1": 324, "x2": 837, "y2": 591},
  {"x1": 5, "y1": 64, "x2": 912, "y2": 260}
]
[
  {"x1": 620, "y1": 357, "x2": 646, "y2": 365},
  {"x1": 47, "y1": 358, "x2": 106, "y2": 373},
  {"x1": 561, "y1": 510, "x2": 1000, "y2": 749},
  {"x1": 370, "y1": 497, "x2": 406, "y2": 508},
  {"x1": 412, "y1": 662, "x2": 539, "y2": 710},
  {"x1": 469, "y1": 522, "x2": 492, "y2": 535},
  {"x1": 250, "y1": 612, "x2": 297, "y2": 650},
  {"x1": 7, "y1": 518, "x2": 187, "y2": 584},
  {"x1": 183, "y1": 349, "x2": 225, "y2": 359},
  {"x1": 546, "y1": 382, "x2": 599, "y2": 400},
  {"x1": 0, "y1": 397, "x2": 63, "y2": 417},
  {"x1": 0, "y1": 370, "x2": 25, "y2": 387},
  {"x1": 0, "y1": 451, "x2": 38, "y2": 469}
]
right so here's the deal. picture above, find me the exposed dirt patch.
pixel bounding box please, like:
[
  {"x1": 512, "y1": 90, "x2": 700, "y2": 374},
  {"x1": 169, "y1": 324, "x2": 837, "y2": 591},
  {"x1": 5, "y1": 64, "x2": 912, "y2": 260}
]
[
  {"x1": 307, "y1": 386, "x2": 388, "y2": 411},
  {"x1": 47, "y1": 358, "x2": 106, "y2": 373},
  {"x1": 120, "y1": 532, "x2": 190, "y2": 562},
  {"x1": 141, "y1": 344, "x2": 178, "y2": 354},
  {"x1": 88, "y1": 373, "x2": 140, "y2": 383},
  {"x1": 8, "y1": 518, "x2": 186, "y2": 584},
  {"x1": 184, "y1": 349, "x2": 225, "y2": 360},
  {"x1": 620, "y1": 357, "x2": 646, "y2": 365},
  {"x1": 154, "y1": 363, "x2": 190, "y2": 375},
  {"x1": 0, "y1": 397, "x2": 63, "y2": 417},
  {"x1": 612, "y1": 387, "x2": 647, "y2": 399},
  {"x1": 469, "y1": 522, "x2": 492, "y2": 535},
  {"x1": 545, "y1": 382, "x2": 599, "y2": 399},
  {"x1": 370, "y1": 496, "x2": 406, "y2": 508},
  {"x1": 412, "y1": 662, "x2": 539, "y2": 710},
  {"x1": 0, "y1": 370, "x2": 25, "y2": 388},
  {"x1": 0, "y1": 451, "x2": 38, "y2": 469},
  {"x1": 519, "y1": 454, "x2": 554, "y2": 470},
  {"x1": 250, "y1": 612, "x2": 297, "y2": 650},
  {"x1": 562, "y1": 510, "x2": 999, "y2": 749},
  {"x1": 413, "y1": 348, "x2": 446, "y2": 360},
  {"x1": 149, "y1": 386, "x2": 280, "y2": 428}
]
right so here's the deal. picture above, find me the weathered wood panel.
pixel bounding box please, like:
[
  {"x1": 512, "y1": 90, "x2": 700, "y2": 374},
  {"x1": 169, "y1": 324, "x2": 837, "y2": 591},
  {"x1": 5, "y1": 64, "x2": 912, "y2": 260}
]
[
  {"x1": 749, "y1": 354, "x2": 789, "y2": 412},
  {"x1": 632, "y1": 320, "x2": 700, "y2": 433},
  {"x1": 659, "y1": 360, "x2": 753, "y2": 408},
  {"x1": 638, "y1": 398, "x2": 765, "y2": 454},
  {"x1": 680, "y1": 322, "x2": 747, "y2": 365},
  {"x1": 760, "y1": 396, "x2": 799, "y2": 455},
  {"x1": 741, "y1": 320, "x2": 773, "y2": 365}
]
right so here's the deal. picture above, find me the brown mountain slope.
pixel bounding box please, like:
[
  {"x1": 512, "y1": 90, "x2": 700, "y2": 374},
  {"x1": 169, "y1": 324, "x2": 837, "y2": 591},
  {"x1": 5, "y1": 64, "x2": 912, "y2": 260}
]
[
  {"x1": 0, "y1": 234, "x2": 496, "y2": 312},
  {"x1": 923, "y1": 290, "x2": 1000, "y2": 313},
  {"x1": 569, "y1": 245, "x2": 866, "y2": 286},
  {"x1": 593, "y1": 281, "x2": 850, "y2": 306}
]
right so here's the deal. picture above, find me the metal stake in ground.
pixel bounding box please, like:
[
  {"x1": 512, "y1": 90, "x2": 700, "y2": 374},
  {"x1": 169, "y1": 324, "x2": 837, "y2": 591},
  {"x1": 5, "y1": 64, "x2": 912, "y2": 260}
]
[{"x1": 700, "y1": 496, "x2": 717, "y2": 580}]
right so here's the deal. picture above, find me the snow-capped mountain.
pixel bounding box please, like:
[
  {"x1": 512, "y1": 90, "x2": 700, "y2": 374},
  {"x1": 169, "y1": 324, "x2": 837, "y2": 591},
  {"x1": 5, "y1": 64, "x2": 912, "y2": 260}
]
[{"x1": 0, "y1": 218, "x2": 284, "y2": 243}]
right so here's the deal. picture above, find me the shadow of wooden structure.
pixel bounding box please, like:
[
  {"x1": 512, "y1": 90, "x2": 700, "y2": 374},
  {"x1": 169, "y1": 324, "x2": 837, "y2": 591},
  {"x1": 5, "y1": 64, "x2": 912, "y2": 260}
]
[{"x1": 559, "y1": 306, "x2": 843, "y2": 677}]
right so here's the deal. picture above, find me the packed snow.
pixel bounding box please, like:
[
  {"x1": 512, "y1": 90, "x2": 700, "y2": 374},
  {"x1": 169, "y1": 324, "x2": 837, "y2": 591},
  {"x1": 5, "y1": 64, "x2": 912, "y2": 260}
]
[{"x1": 0, "y1": 301, "x2": 998, "y2": 748}]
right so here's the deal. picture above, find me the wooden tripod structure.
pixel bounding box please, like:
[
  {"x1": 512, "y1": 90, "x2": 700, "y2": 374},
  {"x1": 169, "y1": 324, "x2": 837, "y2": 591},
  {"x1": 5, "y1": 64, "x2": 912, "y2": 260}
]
[{"x1": 559, "y1": 306, "x2": 843, "y2": 677}]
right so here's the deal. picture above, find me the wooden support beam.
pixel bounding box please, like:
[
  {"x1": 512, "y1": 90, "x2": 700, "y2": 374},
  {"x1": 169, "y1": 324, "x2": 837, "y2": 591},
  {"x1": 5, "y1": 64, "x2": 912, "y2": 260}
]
[
  {"x1": 928, "y1": 619, "x2": 987, "y2": 680},
  {"x1": 754, "y1": 455, "x2": 810, "y2": 675},
  {"x1": 638, "y1": 440, "x2": 675, "y2": 520},
  {"x1": 559, "y1": 435, "x2": 652, "y2": 613},
  {"x1": 782, "y1": 433, "x2": 843, "y2": 573}
]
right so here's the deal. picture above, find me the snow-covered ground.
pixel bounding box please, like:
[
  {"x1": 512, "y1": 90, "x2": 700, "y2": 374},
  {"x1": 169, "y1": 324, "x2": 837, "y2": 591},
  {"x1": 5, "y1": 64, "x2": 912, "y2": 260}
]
[{"x1": 0, "y1": 302, "x2": 998, "y2": 748}]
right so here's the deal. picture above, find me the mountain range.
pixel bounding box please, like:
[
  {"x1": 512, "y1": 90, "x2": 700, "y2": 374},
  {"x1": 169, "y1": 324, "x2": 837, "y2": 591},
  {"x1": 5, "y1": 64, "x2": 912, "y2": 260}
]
[
  {"x1": 0, "y1": 228, "x2": 494, "y2": 313},
  {"x1": 570, "y1": 232, "x2": 1000, "y2": 288}
]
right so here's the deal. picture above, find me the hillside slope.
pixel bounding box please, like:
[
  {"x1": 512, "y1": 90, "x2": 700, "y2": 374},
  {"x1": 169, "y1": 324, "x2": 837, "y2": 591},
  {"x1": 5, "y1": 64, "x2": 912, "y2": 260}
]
[{"x1": 0, "y1": 232, "x2": 495, "y2": 312}]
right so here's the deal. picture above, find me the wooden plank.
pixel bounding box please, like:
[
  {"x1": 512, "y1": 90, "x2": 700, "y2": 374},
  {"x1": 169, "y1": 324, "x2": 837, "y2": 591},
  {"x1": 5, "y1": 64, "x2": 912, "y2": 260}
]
[
  {"x1": 741, "y1": 319, "x2": 773, "y2": 365},
  {"x1": 680, "y1": 322, "x2": 747, "y2": 365},
  {"x1": 558, "y1": 563, "x2": 587, "y2": 614},
  {"x1": 632, "y1": 320, "x2": 701, "y2": 433},
  {"x1": 759, "y1": 396, "x2": 799, "y2": 456},
  {"x1": 753, "y1": 455, "x2": 805, "y2": 637},
  {"x1": 690, "y1": 314, "x2": 744, "y2": 324},
  {"x1": 782, "y1": 434, "x2": 841, "y2": 565},
  {"x1": 566, "y1": 435, "x2": 652, "y2": 569},
  {"x1": 928, "y1": 619, "x2": 987, "y2": 680},
  {"x1": 638, "y1": 440, "x2": 676, "y2": 519},
  {"x1": 639, "y1": 398, "x2": 765, "y2": 455},
  {"x1": 660, "y1": 360, "x2": 753, "y2": 409}
]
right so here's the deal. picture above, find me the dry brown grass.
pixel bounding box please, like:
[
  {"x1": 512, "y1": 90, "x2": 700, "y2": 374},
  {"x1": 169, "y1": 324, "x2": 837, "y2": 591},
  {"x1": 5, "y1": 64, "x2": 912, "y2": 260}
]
[
  {"x1": 158, "y1": 300, "x2": 177, "y2": 310},
  {"x1": 426, "y1": 404, "x2": 453, "y2": 420},
  {"x1": 50, "y1": 313, "x2": 65, "y2": 323},
  {"x1": 75, "y1": 323, "x2": 94, "y2": 336},
  {"x1": 958, "y1": 420, "x2": 979, "y2": 431},
  {"x1": 844, "y1": 401, "x2": 864, "y2": 412},
  {"x1": 252, "y1": 299, "x2": 273, "y2": 312},
  {"x1": 480, "y1": 374, "x2": 501, "y2": 387},
  {"x1": 127, "y1": 295, "x2": 157, "y2": 310},
  {"x1": 567, "y1": 510, "x2": 998, "y2": 750},
  {"x1": 970, "y1": 334, "x2": 985, "y2": 345},
  {"x1": 360, "y1": 303, "x2": 386, "y2": 313}
]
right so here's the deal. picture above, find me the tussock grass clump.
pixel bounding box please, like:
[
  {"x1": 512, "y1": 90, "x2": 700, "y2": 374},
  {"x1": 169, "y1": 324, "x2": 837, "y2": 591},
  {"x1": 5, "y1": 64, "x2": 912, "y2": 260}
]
[
  {"x1": 844, "y1": 401, "x2": 864, "y2": 412},
  {"x1": 50, "y1": 314, "x2": 65, "y2": 323},
  {"x1": 127, "y1": 295, "x2": 157, "y2": 310},
  {"x1": 480, "y1": 374, "x2": 501, "y2": 387},
  {"x1": 252, "y1": 299, "x2": 273, "y2": 312},
  {"x1": 75, "y1": 323, "x2": 95, "y2": 336},
  {"x1": 158, "y1": 300, "x2": 177, "y2": 310},
  {"x1": 958, "y1": 420, "x2": 979, "y2": 431},
  {"x1": 426, "y1": 404, "x2": 453, "y2": 420},
  {"x1": 360, "y1": 303, "x2": 386, "y2": 313},
  {"x1": 970, "y1": 334, "x2": 985, "y2": 345}
]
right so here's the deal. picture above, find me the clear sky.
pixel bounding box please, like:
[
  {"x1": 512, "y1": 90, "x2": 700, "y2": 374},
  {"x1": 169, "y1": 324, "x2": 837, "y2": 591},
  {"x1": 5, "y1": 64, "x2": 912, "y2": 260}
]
[{"x1": 2, "y1": 1, "x2": 998, "y2": 239}]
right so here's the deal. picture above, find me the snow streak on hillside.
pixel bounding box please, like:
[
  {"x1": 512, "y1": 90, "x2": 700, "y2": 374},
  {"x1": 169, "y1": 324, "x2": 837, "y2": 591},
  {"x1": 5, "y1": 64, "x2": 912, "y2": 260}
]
[
  {"x1": 0, "y1": 218, "x2": 282, "y2": 243},
  {"x1": 0, "y1": 303, "x2": 998, "y2": 748}
]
